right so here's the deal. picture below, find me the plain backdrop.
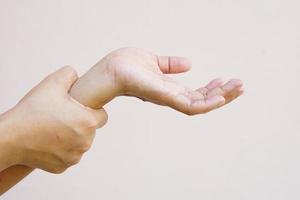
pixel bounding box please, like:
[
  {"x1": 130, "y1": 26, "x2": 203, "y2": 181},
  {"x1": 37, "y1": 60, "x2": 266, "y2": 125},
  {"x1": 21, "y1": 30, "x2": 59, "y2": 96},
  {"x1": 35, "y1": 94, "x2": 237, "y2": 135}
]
[{"x1": 1, "y1": 0, "x2": 300, "y2": 199}]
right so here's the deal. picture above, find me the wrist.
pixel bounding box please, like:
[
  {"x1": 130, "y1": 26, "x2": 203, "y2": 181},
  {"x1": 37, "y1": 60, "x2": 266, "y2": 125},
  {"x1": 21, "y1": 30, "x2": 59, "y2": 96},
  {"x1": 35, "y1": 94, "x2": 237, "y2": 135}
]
[
  {"x1": 0, "y1": 110, "x2": 24, "y2": 170},
  {"x1": 70, "y1": 62, "x2": 122, "y2": 108}
]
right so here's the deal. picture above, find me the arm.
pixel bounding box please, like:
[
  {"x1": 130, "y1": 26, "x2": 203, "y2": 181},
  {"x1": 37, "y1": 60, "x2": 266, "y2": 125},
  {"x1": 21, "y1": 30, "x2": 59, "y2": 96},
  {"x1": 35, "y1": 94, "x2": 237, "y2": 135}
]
[
  {"x1": 0, "y1": 66, "x2": 108, "y2": 196},
  {"x1": 0, "y1": 47, "x2": 244, "y2": 195},
  {"x1": 0, "y1": 166, "x2": 33, "y2": 194},
  {"x1": 0, "y1": 88, "x2": 104, "y2": 194}
]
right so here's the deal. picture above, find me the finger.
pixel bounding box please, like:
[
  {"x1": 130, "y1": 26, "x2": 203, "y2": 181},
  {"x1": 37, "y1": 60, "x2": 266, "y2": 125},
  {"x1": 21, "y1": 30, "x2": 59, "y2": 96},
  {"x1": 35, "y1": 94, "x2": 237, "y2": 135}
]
[
  {"x1": 204, "y1": 79, "x2": 243, "y2": 104},
  {"x1": 48, "y1": 66, "x2": 78, "y2": 92},
  {"x1": 156, "y1": 56, "x2": 192, "y2": 74},
  {"x1": 146, "y1": 77, "x2": 225, "y2": 115},
  {"x1": 205, "y1": 78, "x2": 224, "y2": 90},
  {"x1": 189, "y1": 95, "x2": 226, "y2": 114},
  {"x1": 222, "y1": 85, "x2": 244, "y2": 104},
  {"x1": 88, "y1": 108, "x2": 108, "y2": 129},
  {"x1": 197, "y1": 78, "x2": 224, "y2": 95},
  {"x1": 66, "y1": 97, "x2": 108, "y2": 129}
]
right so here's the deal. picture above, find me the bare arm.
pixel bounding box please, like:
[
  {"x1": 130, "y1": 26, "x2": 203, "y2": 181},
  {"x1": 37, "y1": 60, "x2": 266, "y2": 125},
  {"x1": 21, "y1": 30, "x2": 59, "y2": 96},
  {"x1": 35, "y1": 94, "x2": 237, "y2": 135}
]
[
  {"x1": 0, "y1": 166, "x2": 33, "y2": 194},
  {"x1": 0, "y1": 47, "x2": 243, "y2": 195},
  {"x1": 0, "y1": 67, "x2": 109, "y2": 195}
]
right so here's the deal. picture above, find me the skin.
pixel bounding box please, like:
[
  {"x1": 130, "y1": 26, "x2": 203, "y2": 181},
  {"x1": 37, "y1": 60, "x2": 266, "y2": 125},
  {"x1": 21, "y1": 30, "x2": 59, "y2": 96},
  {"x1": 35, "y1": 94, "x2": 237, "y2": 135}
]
[
  {"x1": 0, "y1": 47, "x2": 243, "y2": 195},
  {"x1": 70, "y1": 47, "x2": 244, "y2": 114},
  {"x1": 0, "y1": 66, "x2": 108, "y2": 194},
  {"x1": 0, "y1": 66, "x2": 108, "y2": 173}
]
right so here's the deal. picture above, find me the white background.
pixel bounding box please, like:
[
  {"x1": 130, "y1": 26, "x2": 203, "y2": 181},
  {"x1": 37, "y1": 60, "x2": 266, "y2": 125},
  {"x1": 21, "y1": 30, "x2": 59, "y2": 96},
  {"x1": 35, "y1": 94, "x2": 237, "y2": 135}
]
[{"x1": 1, "y1": 0, "x2": 300, "y2": 199}]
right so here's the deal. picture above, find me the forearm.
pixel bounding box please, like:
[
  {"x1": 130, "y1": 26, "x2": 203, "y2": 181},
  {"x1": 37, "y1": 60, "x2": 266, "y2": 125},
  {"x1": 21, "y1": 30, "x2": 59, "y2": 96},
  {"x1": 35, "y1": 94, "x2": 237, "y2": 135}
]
[
  {"x1": 0, "y1": 111, "x2": 35, "y2": 194},
  {"x1": 0, "y1": 48, "x2": 244, "y2": 195},
  {"x1": 0, "y1": 127, "x2": 13, "y2": 172},
  {"x1": 0, "y1": 66, "x2": 111, "y2": 195},
  {"x1": 0, "y1": 165, "x2": 33, "y2": 194}
]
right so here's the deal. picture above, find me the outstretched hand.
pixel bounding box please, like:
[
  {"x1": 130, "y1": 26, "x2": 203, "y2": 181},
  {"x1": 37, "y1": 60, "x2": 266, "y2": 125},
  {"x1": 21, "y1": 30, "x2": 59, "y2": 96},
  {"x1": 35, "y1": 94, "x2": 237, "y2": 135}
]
[
  {"x1": 71, "y1": 47, "x2": 244, "y2": 115},
  {"x1": 0, "y1": 48, "x2": 243, "y2": 194}
]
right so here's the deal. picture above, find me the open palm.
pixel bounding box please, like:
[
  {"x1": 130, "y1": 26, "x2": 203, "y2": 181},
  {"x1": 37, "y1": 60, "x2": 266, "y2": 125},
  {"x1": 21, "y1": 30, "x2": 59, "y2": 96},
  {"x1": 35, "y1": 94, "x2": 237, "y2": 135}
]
[{"x1": 74, "y1": 47, "x2": 244, "y2": 115}]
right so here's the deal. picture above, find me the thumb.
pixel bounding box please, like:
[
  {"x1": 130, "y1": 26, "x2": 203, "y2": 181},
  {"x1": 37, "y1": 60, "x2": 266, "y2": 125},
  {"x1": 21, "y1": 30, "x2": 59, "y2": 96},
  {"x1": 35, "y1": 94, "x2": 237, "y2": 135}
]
[
  {"x1": 47, "y1": 66, "x2": 79, "y2": 92},
  {"x1": 156, "y1": 56, "x2": 192, "y2": 74}
]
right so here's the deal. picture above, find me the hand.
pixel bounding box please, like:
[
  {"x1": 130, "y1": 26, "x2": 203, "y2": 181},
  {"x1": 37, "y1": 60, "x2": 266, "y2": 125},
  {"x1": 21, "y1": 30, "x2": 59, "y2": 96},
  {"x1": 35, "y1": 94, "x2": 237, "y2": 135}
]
[
  {"x1": 71, "y1": 47, "x2": 244, "y2": 115},
  {"x1": 0, "y1": 66, "x2": 108, "y2": 173}
]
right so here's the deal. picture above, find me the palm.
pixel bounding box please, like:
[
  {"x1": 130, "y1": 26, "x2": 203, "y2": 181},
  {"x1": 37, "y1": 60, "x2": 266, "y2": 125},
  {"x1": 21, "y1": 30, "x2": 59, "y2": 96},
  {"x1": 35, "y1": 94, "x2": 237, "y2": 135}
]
[{"x1": 102, "y1": 47, "x2": 243, "y2": 115}]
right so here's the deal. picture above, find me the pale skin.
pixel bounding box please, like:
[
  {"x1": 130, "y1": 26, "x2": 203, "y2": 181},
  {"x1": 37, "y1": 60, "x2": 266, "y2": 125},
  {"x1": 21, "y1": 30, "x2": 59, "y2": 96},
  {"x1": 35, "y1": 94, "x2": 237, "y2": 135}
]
[{"x1": 0, "y1": 47, "x2": 243, "y2": 194}]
